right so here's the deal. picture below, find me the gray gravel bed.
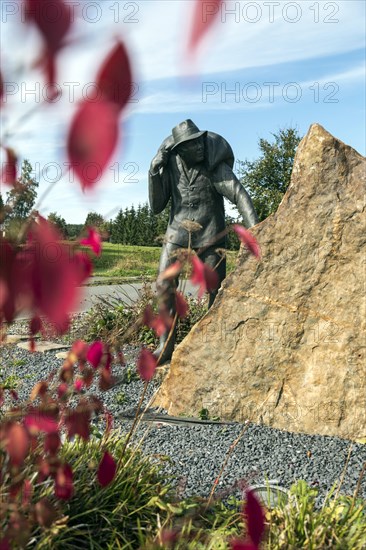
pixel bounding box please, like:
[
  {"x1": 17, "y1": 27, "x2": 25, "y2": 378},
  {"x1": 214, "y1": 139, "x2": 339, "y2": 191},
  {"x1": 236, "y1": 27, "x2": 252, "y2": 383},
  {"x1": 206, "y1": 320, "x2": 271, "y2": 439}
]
[
  {"x1": 2, "y1": 313, "x2": 89, "y2": 345},
  {"x1": 1, "y1": 342, "x2": 365, "y2": 506}
]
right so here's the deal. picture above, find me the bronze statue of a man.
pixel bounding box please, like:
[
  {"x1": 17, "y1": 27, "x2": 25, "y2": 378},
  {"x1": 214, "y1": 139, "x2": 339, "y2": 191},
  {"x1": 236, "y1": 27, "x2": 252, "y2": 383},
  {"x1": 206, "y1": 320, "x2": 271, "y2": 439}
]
[{"x1": 149, "y1": 119, "x2": 258, "y2": 364}]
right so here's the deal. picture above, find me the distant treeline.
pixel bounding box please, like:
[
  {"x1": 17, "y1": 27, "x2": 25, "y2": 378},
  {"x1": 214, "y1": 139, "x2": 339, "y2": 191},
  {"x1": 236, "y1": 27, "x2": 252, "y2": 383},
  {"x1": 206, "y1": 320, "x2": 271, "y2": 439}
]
[{"x1": 66, "y1": 202, "x2": 241, "y2": 250}]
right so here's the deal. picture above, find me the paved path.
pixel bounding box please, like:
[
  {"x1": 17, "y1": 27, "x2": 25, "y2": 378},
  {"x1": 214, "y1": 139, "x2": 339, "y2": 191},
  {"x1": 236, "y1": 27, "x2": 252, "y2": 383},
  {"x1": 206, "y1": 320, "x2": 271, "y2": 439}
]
[
  {"x1": 15, "y1": 280, "x2": 199, "y2": 319},
  {"x1": 78, "y1": 280, "x2": 198, "y2": 312}
]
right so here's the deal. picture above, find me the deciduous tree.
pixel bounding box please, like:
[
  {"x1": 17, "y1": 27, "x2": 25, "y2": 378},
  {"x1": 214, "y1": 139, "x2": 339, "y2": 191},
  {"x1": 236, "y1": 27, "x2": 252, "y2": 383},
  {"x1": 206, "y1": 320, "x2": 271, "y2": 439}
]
[
  {"x1": 237, "y1": 127, "x2": 302, "y2": 222},
  {"x1": 4, "y1": 159, "x2": 38, "y2": 239},
  {"x1": 48, "y1": 212, "x2": 68, "y2": 239}
]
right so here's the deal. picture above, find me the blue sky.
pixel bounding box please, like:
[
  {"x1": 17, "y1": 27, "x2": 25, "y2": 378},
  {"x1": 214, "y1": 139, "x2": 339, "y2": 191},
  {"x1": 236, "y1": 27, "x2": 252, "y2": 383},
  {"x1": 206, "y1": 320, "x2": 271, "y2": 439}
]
[{"x1": 1, "y1": 0, "x2": 365, "y2": 223}]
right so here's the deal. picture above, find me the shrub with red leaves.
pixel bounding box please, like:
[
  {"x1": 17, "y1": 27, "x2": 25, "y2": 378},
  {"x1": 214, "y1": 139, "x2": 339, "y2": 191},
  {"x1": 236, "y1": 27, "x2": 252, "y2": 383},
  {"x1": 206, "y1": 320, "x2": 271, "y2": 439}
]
[
  {"x1": 0, "y1": 3, "x2": 259, "y2": 547},
  {"x1": 230, "y1": 489, "x2": 265, "y2": 550}
]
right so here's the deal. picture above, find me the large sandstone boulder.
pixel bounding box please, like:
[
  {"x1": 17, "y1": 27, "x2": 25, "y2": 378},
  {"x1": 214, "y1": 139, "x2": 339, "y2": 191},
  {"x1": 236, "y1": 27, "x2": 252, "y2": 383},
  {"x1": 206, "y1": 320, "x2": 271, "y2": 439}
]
[{"x1": 155, "y1": 124, "x2": 366, "y2": 440}]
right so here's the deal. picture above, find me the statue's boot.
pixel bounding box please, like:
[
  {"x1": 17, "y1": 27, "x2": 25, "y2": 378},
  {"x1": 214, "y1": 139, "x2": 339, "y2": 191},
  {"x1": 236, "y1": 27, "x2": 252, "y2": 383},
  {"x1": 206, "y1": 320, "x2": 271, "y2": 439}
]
[{"x1": 153, "y1": 326, "x2": 177, "y2": 366}]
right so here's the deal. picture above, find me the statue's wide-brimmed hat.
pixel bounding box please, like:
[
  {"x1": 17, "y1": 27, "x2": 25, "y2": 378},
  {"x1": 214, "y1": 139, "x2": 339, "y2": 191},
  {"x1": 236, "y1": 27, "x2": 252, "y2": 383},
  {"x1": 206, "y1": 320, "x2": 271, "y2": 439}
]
[{"x1": 171, "y1": 119, "x2": 207, "y2": 149}]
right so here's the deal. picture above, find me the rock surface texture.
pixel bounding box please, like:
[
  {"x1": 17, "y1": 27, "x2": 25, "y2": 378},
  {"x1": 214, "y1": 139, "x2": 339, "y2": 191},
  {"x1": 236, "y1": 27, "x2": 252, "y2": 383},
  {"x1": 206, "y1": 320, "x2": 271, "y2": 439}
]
[{"x1": 155, "y1": 124, "x2": 366, "y2": 440}]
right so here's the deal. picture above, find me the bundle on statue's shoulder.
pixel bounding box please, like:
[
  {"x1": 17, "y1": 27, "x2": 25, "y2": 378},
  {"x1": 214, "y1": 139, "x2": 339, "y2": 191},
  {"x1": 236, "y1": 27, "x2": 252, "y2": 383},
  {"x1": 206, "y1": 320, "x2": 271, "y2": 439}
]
[{"x1": 156, "y1": 130, "x2": 235, "y2": 172}]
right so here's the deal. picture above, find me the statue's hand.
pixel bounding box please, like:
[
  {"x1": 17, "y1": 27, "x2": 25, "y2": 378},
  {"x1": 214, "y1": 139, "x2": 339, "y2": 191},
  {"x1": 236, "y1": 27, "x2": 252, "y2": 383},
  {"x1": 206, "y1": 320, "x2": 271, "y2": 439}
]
[{"x1": 150, "y1": 148, "x2": 169, "y2": 174}]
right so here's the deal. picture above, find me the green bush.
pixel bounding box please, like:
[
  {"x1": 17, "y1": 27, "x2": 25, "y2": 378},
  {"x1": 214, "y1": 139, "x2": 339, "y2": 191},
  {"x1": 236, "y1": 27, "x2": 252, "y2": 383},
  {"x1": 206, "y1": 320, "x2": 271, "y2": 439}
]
[
  {"x1": 266, "y1": 480, "x2": 366, "y2": 549},
  {"x1": 78, "y1": 282, "x2": 208, "y2": 350}
]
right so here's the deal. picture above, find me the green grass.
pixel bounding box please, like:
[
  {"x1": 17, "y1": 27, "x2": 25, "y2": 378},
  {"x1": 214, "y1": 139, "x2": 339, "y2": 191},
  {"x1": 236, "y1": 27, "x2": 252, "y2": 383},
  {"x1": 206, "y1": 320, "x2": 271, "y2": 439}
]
[
  {"x1": 31, "y1": 432, "x2": 175, "y2": 549},
  {"x1": 77, "y1": 243, "x2": 237, "y2": 279},
  {"x1": 266, "y1": 480, "x2": 366, "y2": 549},
  {"x1": 30, "y1": 443, "x2": 366, "y2": 550},
  {"x1": 89, "y1": 244, "x2": 162, "y2": 278}
]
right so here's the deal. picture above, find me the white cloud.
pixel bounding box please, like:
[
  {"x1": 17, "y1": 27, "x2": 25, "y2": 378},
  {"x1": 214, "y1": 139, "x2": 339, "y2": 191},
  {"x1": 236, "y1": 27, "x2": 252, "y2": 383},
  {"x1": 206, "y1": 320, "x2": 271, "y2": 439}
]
[
  {"x1": 136, "y1": 62, "x2": 365, "y2": 114},
  {"x1": 126, "y1": 0, "x2": 365, "y2": 81},
  {"x1": 2, "y1": 1, "x2": 364, "y2": 84}
]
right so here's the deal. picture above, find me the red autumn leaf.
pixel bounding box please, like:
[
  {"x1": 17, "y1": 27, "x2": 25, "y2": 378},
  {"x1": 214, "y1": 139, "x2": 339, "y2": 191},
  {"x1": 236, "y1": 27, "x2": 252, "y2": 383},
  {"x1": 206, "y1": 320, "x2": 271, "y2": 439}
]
[
  {"x1": 145, "y1": 303, "x2": 172, "y2": 338},
  {"x1": 71, "y1": 340, "x2": 89, "y2": 363},
  {"x1": 29, "y1": 433, "x2": 38, "y2": 453},
  {"x1": 60, "y1": 360, "x2": 74, "y2": 382},
  {"x1": 96, "y1": 41, "x2": 132, "y2": 112},
  {"x1": 82, "y1": 366, "x2": 94, "y2": 388},
  {"x1": 54, "y1": 463, "x2": 73, "y2": 500},
  {"x1": 89, "y1": 395, "x2": 104, "y2": 415},
  {"x1": 10, "y1": 390, "x2": 19, "y2": 400},
  {"x1": 203, "y1": 264, "x2": 218, "y2": 292},
  {"x1": 44, "y1": 432, "x2": 61, "y2": 455},
  {"x1": 30, "y1": 381, "x2": 48, "y2": 401},
  {"x1": 80, "y1": 227, "x2": 102, "y2": 256},
  {"x1": 188, "y1": 0, "x2": 222, "y2": 54},
  {"x1": 22, "y1": 479, "x2": 33, "y2": 506},
  {"x1": 25, "y1": 0, "x2": 71, "y2": 54},
  {"x1": 160, "y1": 530, "x2": 179, "y2": 546},
  {"x1": 9, "y1": 479, "x2": 23, "y2": 499},
  {"x1": 67, "y1": 99, "x2": 119, "y2": 191},
  {"x1": 24, "y1": 0, "x2": 72, "y2": 91},
  {"x1": 176, "y1": 291, "x2": 188, "y2": 318},
  {"x1": 20, "y1": 216, "x2": 89, "y2": 331},
  {"x1": 57, "y1": 382, "x2": 68, "y2": 398},
  {"x1": 152, "y1": 314, "x2": 170, "y2": 337},
  {"x1": 142, "y1": 304, "x2": 154, "y2": 327},
  {"x1": 30, "y1": 315, "x2": 42, "y2": 335},
  {"x1": 6, "y1": 423, "x2": 30, "y2": 466},
  {"x1": 143, "y1": 304, "x2": 172, "y2": 336},
  {"x1": 99, "y1": 367, "x2": 113, "y2": 391},
  {"x1": 73, "y1": 250, "x2": 93, "y2": 284},
  {"x1": 244, "y1": 489, "x2": 265, "y2": 547},
  {"x1": 65, "y1": 405, "x2": 91, "y2": 441},
  {"x1": 97, "y1": 451, "x2": 117, "y2": 487},
  {"x1": 73, "y1": 378, "x2": 83, "y2": 392},
  {"x1": 230, "y1": 540, "x2": 257, "y2": 550},
  {"x1": 29, "y1": 315, "x2": 42, "y2": 352},
  {"x1": 37, "y1": 458, "x2": 51, "y2": 482},
  {"x1": 233, "y1": 225, "x2": 261, "y2": 259},
  {"x1": 87, "y1": 341, "x2": 104, "y2": 369},
  {"x1": 0, "y1": 279, "x2": 8, "y2": 313},
  {"x1": 137, "y1": 348, "x2": 157, "y2": 381},
  {"x1": 1, "y1": 147, "x2": 17, "y2": 185},
  {"x1": 190, "y1": 255, "x2": 205, "y2": 297},
  {"x1": 158, "y1": 260, "x2": 182, "y2": 281},
  {"x1": 24, "y1": 412, "x2": 58, "y2": 434},
  {"x1": 0, "y1": 238, "x2": 18, "y2": 323},
  {"x1": 35, "y1": 498, "x2": 57, "y2": 528},
  {"x1": 0, "y1": 540, "x2": 10, "y2": 550},
  {"x1": 29, "y1": 337, "x2": 36, "y2": 352},
  {"x1": 190, "y1": 255, "x2": 218, "y2": 298},
  {"x1": 104, "y1": 350, "x2": 112, "y2": 371}
]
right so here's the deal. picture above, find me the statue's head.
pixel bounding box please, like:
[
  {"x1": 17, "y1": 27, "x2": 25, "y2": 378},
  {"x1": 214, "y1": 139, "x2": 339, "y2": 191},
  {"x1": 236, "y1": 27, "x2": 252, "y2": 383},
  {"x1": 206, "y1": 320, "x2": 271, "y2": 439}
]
[{"x1": 171, "y1": 119, "x2": 207, "y2": 167}]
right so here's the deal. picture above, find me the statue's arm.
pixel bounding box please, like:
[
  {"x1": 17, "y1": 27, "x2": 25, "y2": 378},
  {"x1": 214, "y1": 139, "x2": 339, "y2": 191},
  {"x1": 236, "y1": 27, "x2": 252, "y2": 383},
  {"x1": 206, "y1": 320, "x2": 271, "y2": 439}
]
[
  {"x1": 148, "y1": 168, "x2": 171, "y2": 214},
  {"x1": 213, "y1": 163, "x2": 259, "y2": 228},
  {"x1": 148, "y1": 147, "x2": 171, "y2": 214}
]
